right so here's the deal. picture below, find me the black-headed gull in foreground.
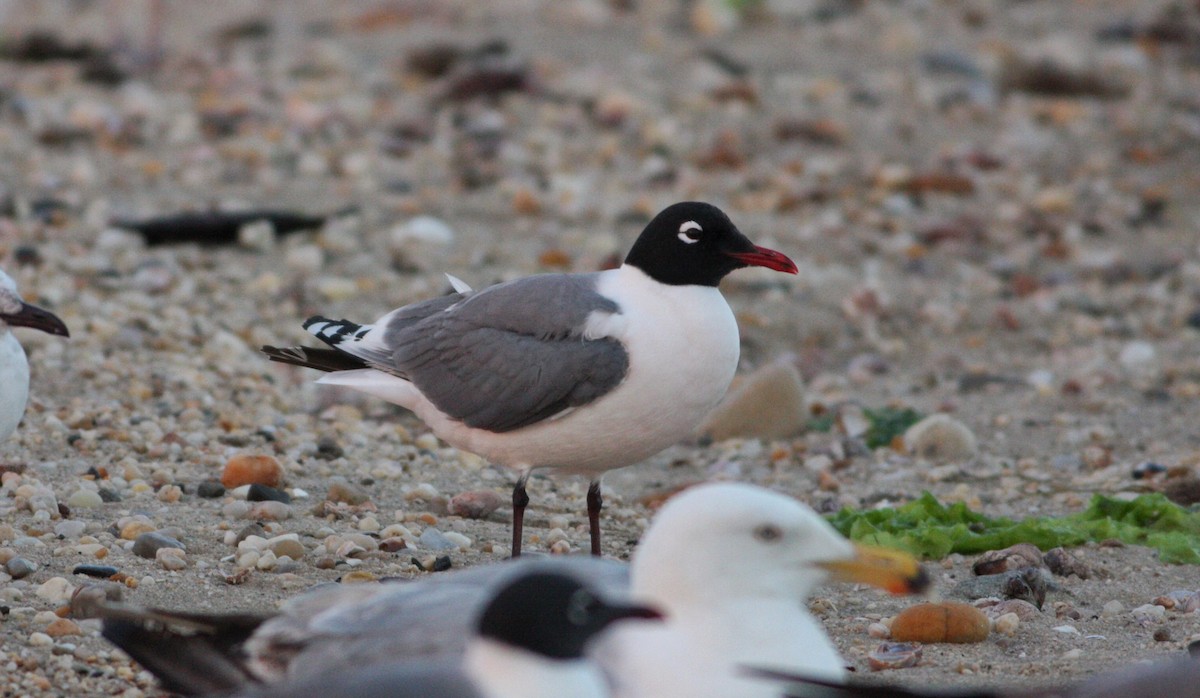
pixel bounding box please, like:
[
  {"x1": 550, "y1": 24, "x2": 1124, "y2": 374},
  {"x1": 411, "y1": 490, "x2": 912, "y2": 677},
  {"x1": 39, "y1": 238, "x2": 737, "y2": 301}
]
[
  {"x1": 263, "y1": 202, "x2": 798, "y2": 556},
  {"x1": 0, "y1": 269, "x2": 69, "y2": 444},
  {"x1": 86, "y1": 483, "x2": 928, "y2": 698},
  {"x1": 110, "y1": 571, "x2": 661, "y2": 698}
]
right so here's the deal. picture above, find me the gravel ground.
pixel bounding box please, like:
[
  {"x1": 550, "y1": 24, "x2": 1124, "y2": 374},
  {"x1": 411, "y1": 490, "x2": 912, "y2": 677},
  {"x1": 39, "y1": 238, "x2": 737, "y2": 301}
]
[{"x1": 2, "y1": 0, "x2": 1200, "y2": 695}]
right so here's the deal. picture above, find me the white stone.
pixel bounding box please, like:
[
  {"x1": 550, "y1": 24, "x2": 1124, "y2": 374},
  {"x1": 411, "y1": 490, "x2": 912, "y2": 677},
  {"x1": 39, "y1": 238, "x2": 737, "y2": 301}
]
[
  {"x1": 66, "y1": 490, "x2": 103, "y2": 508},
  {"x1": 35, "y1": 577, "x2": 75, "y2": 603}
]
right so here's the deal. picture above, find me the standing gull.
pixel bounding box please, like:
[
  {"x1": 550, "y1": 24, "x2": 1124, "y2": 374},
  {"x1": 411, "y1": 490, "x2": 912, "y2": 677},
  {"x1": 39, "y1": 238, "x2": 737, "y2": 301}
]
[
  {"x1": 0, "y1": 269, "x2": 69, "y2": 445},
  {"x1": 263, "y1": 202, "x2": 798, "y2": 556},
  {"x1": 85, "y1": 483, "x2": 928, "y2": 697}
]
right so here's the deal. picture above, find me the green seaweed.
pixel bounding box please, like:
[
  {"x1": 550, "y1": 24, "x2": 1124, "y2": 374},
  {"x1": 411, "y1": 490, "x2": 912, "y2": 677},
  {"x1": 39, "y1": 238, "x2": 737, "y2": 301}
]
[
  {"x1": 862, "y1": 406, "x2": 923, "y2": 449},
  {"x1": 828, "y1": 492, "x2": 1200, "y2": 565}
]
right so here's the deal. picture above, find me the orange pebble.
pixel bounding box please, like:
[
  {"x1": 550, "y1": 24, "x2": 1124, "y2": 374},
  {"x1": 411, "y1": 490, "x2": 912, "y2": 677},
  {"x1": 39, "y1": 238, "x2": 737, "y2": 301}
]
[
  {"x1": 221, "y1": 454, "x2": 284, "y2": 488},
  {"x1": 889, "y1": 602, "x2": 990, "y2": 643}
]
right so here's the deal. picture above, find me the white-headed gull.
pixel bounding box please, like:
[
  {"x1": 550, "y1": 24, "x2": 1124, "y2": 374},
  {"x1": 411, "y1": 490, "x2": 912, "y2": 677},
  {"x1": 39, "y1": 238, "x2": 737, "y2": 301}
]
[
  {"x1": 0, "y1": 269, "x2": 69, "y2": 444},
  {"x1": 85, "y1": 483, "x2": 928, "y2": 697},
  {"x1": 264, "y1": 202, "x2": 798, "y2": 556},
  {"x1": 110, "y1": 571, "x2": 661, "y2": 698}
]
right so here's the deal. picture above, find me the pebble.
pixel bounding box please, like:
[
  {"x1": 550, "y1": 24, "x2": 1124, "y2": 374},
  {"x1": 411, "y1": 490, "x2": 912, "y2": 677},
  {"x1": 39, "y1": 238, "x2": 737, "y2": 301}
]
[
  {"x1": 1101, "y1": 600, "x2": 1125, "y2": 616},
  {"x1": 867, "y1": 642, "x2": 923, "y2": 671},
  {"x1": 66, "y1": 489, "x2": 103, "y2": 508},
  {"x1": 993, "y1": 612, "x2": 1020, "y2": 636},
  {"x1": 28, "y1": 632, "x2": 53, "y2": 648},
  {"x1": 44, "y1": 618, "x2": 81, "y2": 637},
  {"x1": 446, "y1": 490, "x2": 503, "y2": 519},
  {"x1": 890, "y1": 602, "x2": 990, "y2": 643},
  {"x1": 698, "y1": 359, "x2": 806, "y2": 441},
  {"x1": 132, "y1": 531, "x2": 184, "y2": 559},
  {"x1": 196, "y1": 481, "x2": 226, "y2": 498},
  {"x1": 903, "y1": 414, "x2": 977, "y2": 462},
  {"x1": 1131, "y1": 604, "x2": 1166, "y2": 624},
  {"x1": 119, "y1": 520, "x2": 156, "y2": 540},
  {"x1": 54, "y1": 520, "x2": 86, "y2": 538},
  {"x1": 35, "y1": 577, "x2": 75, "y2": 603},
  {"x1": 325, "y1": 477, "x2": 371, "y2": 505},
  {"x1": 1043, "y1": 547, "x2": 1090, "y2": 579},
  {"x1": 156, "y1": 548, "x2": 188, "y2": 571},
  {"x1": 418, "y1": 528, "x2": 458, "y2": 551},
  {"x1": 246, "y1": 501, "x2": 293, "y2": 521},
  {"x1": 265, "y1": 534, "x2": 305, "y2": 560},
  {"x1": 6, "y1": 556, "x2": 37, "y2": 579},
  {"x1": 246, "y1": 484, "x2": 291, "y2": 504},
  {"x1": 867, "y1": 622, "x2": 891, "y2": 639},
  {"x1": 72, "y1": 565, "x2": 119, "y2": 579},
  {"x1": 973, "y1": 544, "x2": 1043, "y2": 576},
  {"x1": 221, "y1": 454, "x2": 284, "y2": 489}
]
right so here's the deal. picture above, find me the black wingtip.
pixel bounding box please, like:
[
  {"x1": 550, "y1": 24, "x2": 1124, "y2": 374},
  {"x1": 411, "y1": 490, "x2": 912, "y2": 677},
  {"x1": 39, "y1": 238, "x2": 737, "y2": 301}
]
[{"x1": 261, "y1": 344, "x2": 369, "y2": 372}]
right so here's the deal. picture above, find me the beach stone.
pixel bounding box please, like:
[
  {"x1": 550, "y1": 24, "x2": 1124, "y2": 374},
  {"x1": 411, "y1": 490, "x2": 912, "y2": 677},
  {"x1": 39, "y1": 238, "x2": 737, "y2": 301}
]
[
  {"x1": 28, "y1": 632, "x2": 52, "y2": 648},
  {"x1": 266, "y1": 534, "x2": 305, "y2": 560},
  {"x1": 973, "y1": 544, "x2": 1043, "y2": 576},
  {"x1": 903, "y1": 414, "x2": 977, "y2": 462},
  {"x1": 221, "y1": 454, "x2": 284, "y2": 489},
  {"x1": 325, "y1": 477, "x2": 370, "y2": 505},
  {"x1": 890, "y1": 602, "x2": 990, "y2": 643},
  {"x1": 54, "y1": 520, "x2": 86, "y2": 539},
  {"x1": 6, "y1": 556, "x2": 37, "y2": 579},
  {"x1": 73, "y1": 565, "x2": 119, "y2": 579},
  {"x1": 246, "y1": 484, "x2": 291, "y2": 503},
  {"x1": 447, "y1": 490, "x2": 503, "y2": 519},
  {"x1": 698, "y1": 359, "x2": 805, "y2": 441},
  {"x1": 246, "y1": 501, "x2": 293, "y2": 521},
  {"x1": 993, "y1": 612, "x2": 1020, "y2": 636},
  {"x1": 44, "y1": 618, "x2": 81, "y2": 637},
  {"x1": 66, "y1": 489, "x2": 103, "y2": 508},
  {"x1": 419, "y1": 528, "x2": 458, "y2": 551},
  {"x1": 1043, "y1": 547, "x2": 1090, "y2": 579},
  {"x1": 379, "y1": 537, "x2": 408, "y2": 553},
  {"x1": 132, "y1": 531, "x2": 184, "y2": 559},
  {"x1": 196, "y1": 481, "x2": 225, "y2": 498},
  {"x1": 119, "y1": 520, "x2": 155, "y2": 540},
  {"x1": 156, "y1": 547, "x2": 188, "y2": 571},
  {"x1": 867, "y1": 642, "x2": 923, "y2": 671},
  {"x1": 1102, "y1": 600, "x2": 1125, "y2": 616},
  {"x1": 35, "y1": 577, "x2": 75, "y2": 603}
]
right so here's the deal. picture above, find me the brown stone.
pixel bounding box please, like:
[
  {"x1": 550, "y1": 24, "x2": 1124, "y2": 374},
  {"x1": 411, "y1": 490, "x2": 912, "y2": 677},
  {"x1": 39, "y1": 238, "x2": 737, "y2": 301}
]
[{"x1": 221, "y1": 454, "x2": 284, "y2": 489}]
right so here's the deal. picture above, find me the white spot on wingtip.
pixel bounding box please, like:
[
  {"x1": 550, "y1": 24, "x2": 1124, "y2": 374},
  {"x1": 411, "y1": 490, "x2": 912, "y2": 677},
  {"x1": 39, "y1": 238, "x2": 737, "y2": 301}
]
[{"x1": 444, "y1": 273, "x2": 473, "y2": 294}]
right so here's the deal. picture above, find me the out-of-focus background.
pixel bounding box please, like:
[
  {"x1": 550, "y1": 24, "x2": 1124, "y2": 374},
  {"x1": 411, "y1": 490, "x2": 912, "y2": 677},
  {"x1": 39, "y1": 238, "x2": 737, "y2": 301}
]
[{"x1": 1, "y1": 1, "x2": 1199, "y2": 695}]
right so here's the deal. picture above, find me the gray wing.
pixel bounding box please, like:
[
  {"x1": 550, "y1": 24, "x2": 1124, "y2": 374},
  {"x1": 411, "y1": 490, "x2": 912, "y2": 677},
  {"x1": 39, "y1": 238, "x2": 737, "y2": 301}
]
[
  {"x1": 247, "y1": 556, "x2": 630, "y2": 684},
  {"x1": 227, "y1": 661, "x2": 480, "y2": 698},
  {"x1": 385, "y1": 273, "x2": 629, "y2": 433}
]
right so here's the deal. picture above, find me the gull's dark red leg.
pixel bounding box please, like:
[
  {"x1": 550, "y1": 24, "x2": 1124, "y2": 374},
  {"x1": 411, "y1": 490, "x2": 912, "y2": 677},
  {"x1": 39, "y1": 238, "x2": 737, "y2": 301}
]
[
  {"x1": 587, "y1": 480, "x2": 603, "y2": 557},
  {"x1": 511, "y1": 474, "x2": 530, "y2": 558}
]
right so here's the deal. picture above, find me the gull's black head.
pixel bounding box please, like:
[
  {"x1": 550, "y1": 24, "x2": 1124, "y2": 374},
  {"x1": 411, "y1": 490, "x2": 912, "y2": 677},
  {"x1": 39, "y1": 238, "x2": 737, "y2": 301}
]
[
  {"x1": 476, "y1": 572, "x2": 662, "y2": 660},
  {"x1": 623, "y1": 202, "x2": 798, "y2": 287}
]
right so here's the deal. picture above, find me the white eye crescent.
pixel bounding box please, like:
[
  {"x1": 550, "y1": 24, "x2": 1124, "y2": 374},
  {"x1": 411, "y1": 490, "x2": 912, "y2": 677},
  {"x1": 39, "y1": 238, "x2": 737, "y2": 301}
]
[{"x1": 677, "y1": 221, "x2": 702, "y2": 244}]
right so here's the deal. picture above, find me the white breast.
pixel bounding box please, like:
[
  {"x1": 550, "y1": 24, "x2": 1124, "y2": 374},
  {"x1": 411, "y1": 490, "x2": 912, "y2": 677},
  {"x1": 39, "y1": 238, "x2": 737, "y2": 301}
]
[
  {"x1": 0, "y1": 332, "x2": 30, "y2": 442},
  {"x1": 465, "y1": 638, "x2": 608, "y2": 698}
]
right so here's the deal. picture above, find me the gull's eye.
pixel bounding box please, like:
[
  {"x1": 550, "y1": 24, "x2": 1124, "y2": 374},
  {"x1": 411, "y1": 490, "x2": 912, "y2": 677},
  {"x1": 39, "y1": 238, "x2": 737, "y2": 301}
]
[
  {"x1": 677, "y1": 221, "x2": 702, "y2": 244},
  {"x1": 753, "y1": 524, "x2": 782, "y2": 543}
]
